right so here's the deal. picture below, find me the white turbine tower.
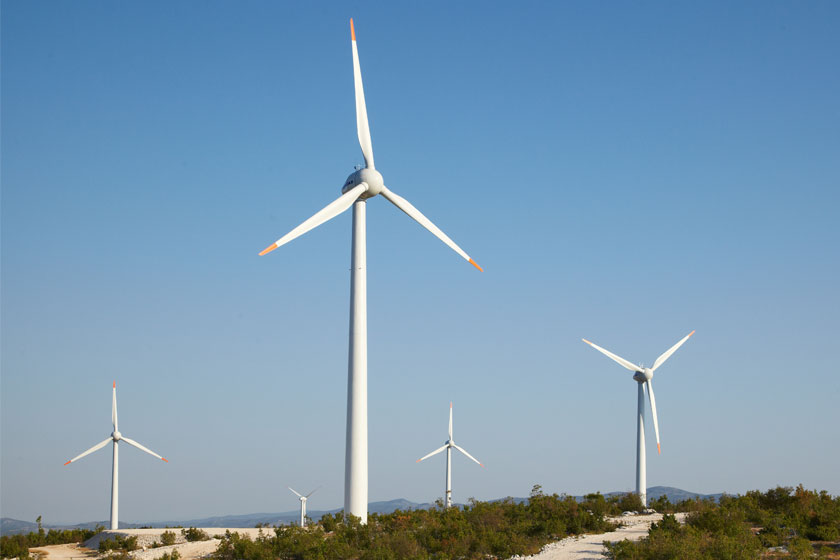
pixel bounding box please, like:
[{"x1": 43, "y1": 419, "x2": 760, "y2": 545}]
[
  {"x1": 288, "y1": 486, "x2": 319, "y2": 528},
  {"x1": 582, "y1": 331, "x2": 694, "y2": 507},
  {"x1": 64, "y1": 382, "x2": 168, "y2": 529},
  {"x1": 416, "y1": 402, "x2": 484, "y2": 508},
  {"x1": 259, "y1": 20, "x2": 481, "y2": 523}
]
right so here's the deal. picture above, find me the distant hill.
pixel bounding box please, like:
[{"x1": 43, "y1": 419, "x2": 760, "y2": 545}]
[
  {"x1": 0, "y1": 487, "x2": 723, "y2": 535},
  {"x1": 642, "y1": 485, "x2": 725, "y2": 503}
]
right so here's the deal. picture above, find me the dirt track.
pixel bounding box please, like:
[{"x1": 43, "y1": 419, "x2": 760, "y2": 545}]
[{"x1": 512, "y1": 513, "x2": 687, "y2": 560}]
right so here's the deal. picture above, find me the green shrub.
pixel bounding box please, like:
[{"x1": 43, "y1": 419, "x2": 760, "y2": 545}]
[
  {"x1": 159, "y1": 531, "x2": 177, "y2": 546},
  {"x1": 181, "y1": 528, "x2": 210, "y2": 542},
  {"x1": 157, "y1": 549, "x2": 181, "y2": 560},
  {"x1": 99, "y1": 535, "x2": 138, "y2": 552},
  {"x1": 616, "y1": 492, "x2": 645, "y2": 513}
]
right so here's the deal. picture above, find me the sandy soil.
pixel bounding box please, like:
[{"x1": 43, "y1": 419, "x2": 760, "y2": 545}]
[
  {"x1": 28, "y1": 543, "x2": 98, "y2": 560},
  {"x1": 511, "y1": 513, "x2": 687, "y2": 560}
]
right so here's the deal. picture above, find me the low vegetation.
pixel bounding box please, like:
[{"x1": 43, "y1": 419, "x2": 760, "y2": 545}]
[
  {"x1": 181, "y1": 527, "x2": 210, "y2": 542},
  {"x1": 156, "y1": 550, "x2": 181, "y2": 560},
  {"x1": 606, "y1": 486, "x2": 840, "y2": 559},
  {"x1": 213, "y1": 485, "x2": 618, "y2": 560},
  {"x1": 0, "y1": 517, "x2": 103, "y2": 560},
  {"x1": 98, "y1": 534, "x2": 138, "y2": 553}
]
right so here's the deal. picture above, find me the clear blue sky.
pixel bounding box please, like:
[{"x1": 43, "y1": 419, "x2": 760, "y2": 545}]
[{"x1": 2, "y1": 1, "x2": 838, "y2": 525}]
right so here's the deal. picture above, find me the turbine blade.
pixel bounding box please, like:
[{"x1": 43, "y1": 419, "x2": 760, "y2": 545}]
[
  {"x1": 416, "y1": 444, "x2": 447, "y2": 463},
  {"x1": 259, "y1": 183, "x2": 368, "y2": 255},
  {"x1": 350, "y1": 19, "x2": 374, "y2": 169},
  {"x1": 379, "y1": 186, "x2": 482, "y2": 271},
  {"x1": 452, "y1": 443, "x2": 484, "y2": 468},
  {"x1": 449, "y1": 402, "x2": 453, "y2": 441},
  {"x1": 646, "y1": 380, "x2": 661, "y2": 454},
  {"x1": 121, "y1": 437, "x2": 167, "y2": 462},
  {"x1": 112, "y1": 381, "x2": 118, "y2": 432},
  {"x1": 582, "y1": 339, "x2": 643, "y2": 373},
  {"x1": 305, "y1": 485, "x2": 321, "y2": 498},
  {"x1": 651, "y1": 330, "x2": 695, "y2": 371},
  {"x1": 288, "y1": 487, "x2": 303, "y2": 498},
  {"x1": 65, "y1": 438, "x2": 111, "y2": 465}
]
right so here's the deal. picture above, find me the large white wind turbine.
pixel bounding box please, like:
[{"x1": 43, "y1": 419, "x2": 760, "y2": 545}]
[
  {"x1": 416, "y1": 402, "x2": 484, "y2": 508},
  {"x1": 64, "y1": 382, "x2": 167, "y2": 529},
  {"x1": 259, "y1": 20, "x2": 481, "y2": 523},
  {"x1": 288, "y1": 486, "x2": 319, "y2": 528},
  {"x1": 582, "y1": 331, "x2": 694, "y2": 507}
]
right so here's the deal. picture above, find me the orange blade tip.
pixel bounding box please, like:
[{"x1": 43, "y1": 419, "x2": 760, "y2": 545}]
[
  {"x1": 350, "y1": 19, "x2": 355, "y2": 41},
  {"x1": 161, "y1": 458, "x2": 169, "y2": 463},
  {"x1": 113, "y1": 381, "x2": 116, "y2": 388},
  {"x1": 688, "y1": 330, "x2": 696, "y2": 337},
  {"x1": 259, "y1": 243, "x2": 278, "y2": 256},
  {"x1": 480, "y1": 463, "x2": 485, "y2": 468},
  {"x1": 415, "y1": 459, "x2": 421, "y2": 463},
  {"x1": 64, "y1": 460, "x2": 71, "y2": 466},
  {"x1": 657, "y1": 443, "x2": 661, "y2": 454},
  {"x1": 468, "y1": 258, "x2": 483, "y2": 272},
  {"x1": 582, "y1": 339, "x2": 592, "y2": 345}
]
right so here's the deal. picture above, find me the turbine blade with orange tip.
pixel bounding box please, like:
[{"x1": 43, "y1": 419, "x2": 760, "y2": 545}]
[
  {"x1": 121, "y1": 436, "x2": 166, "y2": 462},
  {"x1": 350, "y1": 18, "x2": 374, "y2": 169},
  {"x1": 259, "y1": 183, "x2": 368, "y2": 256},
  {"x1": 452, "y1": 443, "x2": 483, "y2": 468},
  {"x1": 379, "y1": 186, "x2": 481, "y2": 270},
  {"x1": 65, "y1": 438, "x2": 112, "y2": 465},
  {"x1": 416, "y1": 444, "x2": 447, "y2": 463},
  {"x1": 651, "y1": 330, "x2": 695, "y2": 372},
  {"x1": 646, "y1": 379, "x2": 661, "y2": 454}
]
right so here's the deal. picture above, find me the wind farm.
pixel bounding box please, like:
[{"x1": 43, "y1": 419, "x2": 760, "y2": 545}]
[{"x1": 3, "y1": 4, "x2": 840, "y2": 560}]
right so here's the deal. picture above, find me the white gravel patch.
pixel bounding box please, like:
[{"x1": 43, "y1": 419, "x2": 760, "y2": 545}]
[{"x1": 509, "y1": 513, "x2": 687, "y2": 560}]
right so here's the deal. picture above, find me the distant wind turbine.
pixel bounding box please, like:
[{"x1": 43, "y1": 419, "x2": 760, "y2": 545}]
[
  {"x1": 582, "y1": 331, "x2": 694, "y2": 507},
  {"x1": 416, "y1": 402, "x2": 484, "y2": 508},
  {"x1": 259, "y1": 20, "x2": 481, "y2": 523},
  {"x1": 288, "y1": 486, "x2": 319, "y2": 527},
  {"x1": 63, "y1": 382, "x2": 167, "y2": 529}
]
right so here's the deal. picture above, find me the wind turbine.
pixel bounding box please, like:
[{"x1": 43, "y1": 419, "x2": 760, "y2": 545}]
[
  {"x1": 582, "y1": 331, "x2": 694, "y2": 507},
  {"x1": 416, "y1": 402, "x2": 484, "y2": 508},
  {"x1": 288, "y1": 486, "x2": 319, "y2": 528},
  {"x1": 63, "y1": 382, "x2": 168, "y2": 529},
  {"x1": 259, "y1": 20, "x2": 481, "y2": 523}
]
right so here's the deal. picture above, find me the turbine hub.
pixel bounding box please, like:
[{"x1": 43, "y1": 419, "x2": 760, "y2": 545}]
[
  {"x1": 633, "y1": 368, "x2": 653, "y2": 383},
  {"x1": 112, "y1": 430, "x2": 122, "y2": 441},
  {"x1": 341, "y1": 167, "x2": 384, "y2": 199}
]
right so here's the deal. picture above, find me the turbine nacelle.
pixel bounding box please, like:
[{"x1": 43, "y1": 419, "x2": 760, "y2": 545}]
[
  {"x1": 342, "y1": 167, "x2": 384, "y2": 198},
  {"x1": 111, "y1": 430, "x2": 122, "y2": 441},
  {"x1": 632, "y1": 368, "x2": 653, "y2": 383}
]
